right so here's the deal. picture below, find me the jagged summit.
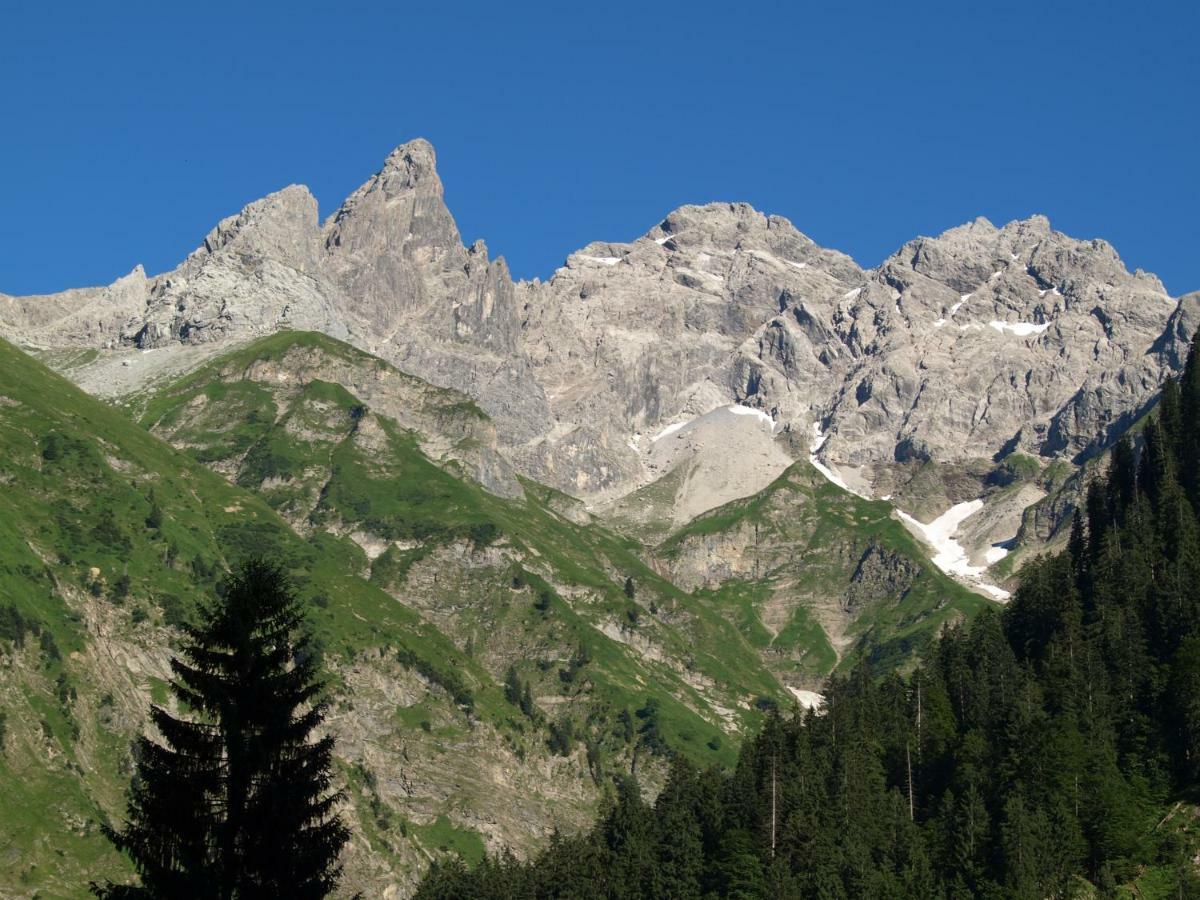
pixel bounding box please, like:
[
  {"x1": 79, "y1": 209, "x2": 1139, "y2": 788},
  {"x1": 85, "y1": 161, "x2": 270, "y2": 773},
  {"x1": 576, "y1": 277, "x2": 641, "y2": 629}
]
[
  {"x1": 193, "y1": 184, "x2": 320, "y2": 265},
  {"x1": 380, "y1": 136, "x2": 439, "y2": 179}
]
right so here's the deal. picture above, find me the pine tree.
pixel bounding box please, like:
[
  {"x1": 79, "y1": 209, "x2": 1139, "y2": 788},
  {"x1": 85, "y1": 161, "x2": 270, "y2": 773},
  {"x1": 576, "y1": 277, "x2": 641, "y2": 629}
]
[
  {"x1": 651, "y1": 757, "x2": 704, "y2": 900},
  {"x1": 1106, "y1": 435, "x2": 1138, "y2": 527},
  {"x1": 1179, "y1": 330, "x2": 1200, "y2": 510},
  {"x1": 94, "y1": 559, "x2": 349, "y2": 899},
  {"x1": 602, "y1": 775, "x2": 656, "y2": 897},
  {"x1": 503, "y1": 664, "x2": 521, "y2": 706}
]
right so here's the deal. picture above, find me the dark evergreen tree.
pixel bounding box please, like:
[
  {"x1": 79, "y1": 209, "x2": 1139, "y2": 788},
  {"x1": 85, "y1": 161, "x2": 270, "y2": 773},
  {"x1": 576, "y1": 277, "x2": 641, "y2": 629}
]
[
  {"x1": 94, "y1": 559, "x2": 349, "y2": 899},
  {"x1": 504, "y1": 664, "x2": 522, "y2": 706},
  {"x1": 1179, "y1": 330, "x2": 1200, "y2": 510}
]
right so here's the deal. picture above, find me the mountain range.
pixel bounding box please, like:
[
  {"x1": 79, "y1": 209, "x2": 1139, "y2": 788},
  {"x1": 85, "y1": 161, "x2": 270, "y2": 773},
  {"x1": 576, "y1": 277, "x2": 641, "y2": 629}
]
[{"x1": 0, "y1": 139, "x2": 1194, "y2": 896}]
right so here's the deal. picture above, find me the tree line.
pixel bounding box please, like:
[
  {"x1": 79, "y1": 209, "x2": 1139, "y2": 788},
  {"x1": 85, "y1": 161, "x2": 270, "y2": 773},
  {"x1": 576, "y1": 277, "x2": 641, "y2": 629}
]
[{"x1": 414, "y1": 333, "x2": 1200, "y2": 898}]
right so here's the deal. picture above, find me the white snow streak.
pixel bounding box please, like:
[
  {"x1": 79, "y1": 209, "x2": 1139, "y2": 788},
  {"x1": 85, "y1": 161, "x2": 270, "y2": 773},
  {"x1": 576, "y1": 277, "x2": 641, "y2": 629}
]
[
  {"x1": 651, "y1": 420, "x2": 688, "y2": 442},
  {"x1": 897, "y1": 501, "x2": 1012, "y2": 601},
  {"x1": 988, "y1": 321, "x2": 1050, "y2": 336},
  {"x1": 650, "y1": 404, "x2": 774, "y2": 444},
  {"x1": 934, "y1": 297, "x2": 971, "y2": 329},
  {"x1": 807, "y1": 423, "x2": 871, "y2": 499},
  {"x1": 728, "y1": 404, "x2": 777, "y2": 431},
  {"x1": 578, "y1": 255, "x2": 621, "y2": 266},
  {"x1": 897, "y1": 501, "x2": 985, "y2": 578},
  {"x1": 787, "y1": 687, "x2": 825, "y2": 711}
]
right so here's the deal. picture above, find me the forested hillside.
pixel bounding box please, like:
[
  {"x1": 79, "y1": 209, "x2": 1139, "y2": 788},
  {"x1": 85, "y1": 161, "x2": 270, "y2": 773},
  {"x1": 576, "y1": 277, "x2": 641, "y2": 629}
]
[{"x1": 415, "y1": 332, "x2": 1200, "y2": 898}]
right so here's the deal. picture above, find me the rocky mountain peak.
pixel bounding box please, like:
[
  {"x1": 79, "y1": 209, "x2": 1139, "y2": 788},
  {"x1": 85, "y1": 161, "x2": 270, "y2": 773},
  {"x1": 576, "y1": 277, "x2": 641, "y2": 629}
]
[
  {"x1": 192, "y1": 184, "x2": 320, "y2": 268},
  {"x1": 326, "y1": 138, "x2": 446, "y2": 225},
  {"x1": 379, "y1": 137, "x2": 441, "y2": 188}
]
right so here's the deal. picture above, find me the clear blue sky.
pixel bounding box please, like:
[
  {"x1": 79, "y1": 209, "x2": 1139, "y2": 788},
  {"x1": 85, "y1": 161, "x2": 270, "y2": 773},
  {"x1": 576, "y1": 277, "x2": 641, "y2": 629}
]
[{"x1": 2, "y1": 0, "x2": 1197, "y2": 296}]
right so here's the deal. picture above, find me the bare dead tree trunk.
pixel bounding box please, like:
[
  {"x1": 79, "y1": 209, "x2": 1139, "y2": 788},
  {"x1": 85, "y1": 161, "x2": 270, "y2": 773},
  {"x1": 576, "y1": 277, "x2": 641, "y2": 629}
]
[
  {"x1": 906, "y1": 742, "x2": 915, "y2": 821},
  {"x1": 770, "y1": 754, "x2": 777, "y2": 859}
]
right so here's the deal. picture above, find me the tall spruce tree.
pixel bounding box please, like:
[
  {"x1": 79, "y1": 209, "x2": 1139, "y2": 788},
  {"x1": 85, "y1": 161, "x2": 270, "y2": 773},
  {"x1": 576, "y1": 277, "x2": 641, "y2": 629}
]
[{"x1": 94, "y1": 559, "x2": 349, "y2": 899}]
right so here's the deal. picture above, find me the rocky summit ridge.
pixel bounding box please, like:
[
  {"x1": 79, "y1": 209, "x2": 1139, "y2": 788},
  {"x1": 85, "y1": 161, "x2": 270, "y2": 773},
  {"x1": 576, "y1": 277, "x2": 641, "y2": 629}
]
[{"x1": 3, "y1": 137, "x2": 1197, "y2": 595}]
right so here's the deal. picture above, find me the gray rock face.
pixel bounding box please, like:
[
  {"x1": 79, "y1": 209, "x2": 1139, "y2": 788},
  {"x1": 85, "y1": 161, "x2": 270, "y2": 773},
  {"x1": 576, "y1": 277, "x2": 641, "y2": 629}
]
[
  {"x1": 0, "y1": 265, "x2": 150, "y2": 349},
  {"x1": 127, "y1": 185, "x2": 349, "y2": 349},
  {"x1": 516, "y1": 202, "x2": 863, "y2": 492},
  {"x1": 816, "y1": 215, "x2": 1185, "y2": 478},
  {"x1": 321, "y1": 140, "x2": 550, "y2": 443},
  {"x1": 1, "y1": 139, "x2": 1193, "y2": 534}
]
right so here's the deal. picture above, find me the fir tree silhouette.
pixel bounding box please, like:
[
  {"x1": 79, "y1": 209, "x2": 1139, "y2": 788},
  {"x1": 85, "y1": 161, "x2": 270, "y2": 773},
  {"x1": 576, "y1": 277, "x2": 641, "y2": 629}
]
[{"x1": 94, "y1": 559, "x2": 349, "y2": 899}]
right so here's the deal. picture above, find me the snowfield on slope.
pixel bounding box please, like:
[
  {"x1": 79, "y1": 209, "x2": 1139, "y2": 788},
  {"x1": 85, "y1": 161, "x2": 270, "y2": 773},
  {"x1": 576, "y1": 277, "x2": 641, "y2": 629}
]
[{"x1": 897, "y1": 502, "x2": 1011, "y2": 601}]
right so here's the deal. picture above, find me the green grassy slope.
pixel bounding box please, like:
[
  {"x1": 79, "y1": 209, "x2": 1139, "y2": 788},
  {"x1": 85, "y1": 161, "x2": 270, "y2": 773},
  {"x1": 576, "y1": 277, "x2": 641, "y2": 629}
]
[
  {"x1": 0, "y1": 333, "x2": 797, "y2": 895},
  {"x1": 0, "y1": 336, "x2": 530, "y2": 895},
  {"x1": 139, "y1": 333, "x2": 790, "y2": 754},
  {"x1": 0, "y1": 329, "x2": 1000, "y2": 895},
  {"x1": 655, "y1": 461, "x2": 991, "y2": 683}
]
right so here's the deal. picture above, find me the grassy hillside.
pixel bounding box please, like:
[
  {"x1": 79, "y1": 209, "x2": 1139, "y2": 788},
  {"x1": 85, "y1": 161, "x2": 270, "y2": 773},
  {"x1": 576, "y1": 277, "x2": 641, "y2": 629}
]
[
  {"x1": 0, "y1": 335, "x2": 551, "y2": 895},
  {"x1": 0, "y1": 333, "x2": 800, "y2": 896},
  {"x1": 655, "y1": 461, "x2": 990, "y2": 685},
  {"x1": 139, "y1": 332, "x2": 790, "y2": 745},
  {"x1": 0, "y1": 331, "x2": 999, "y2": 895}
]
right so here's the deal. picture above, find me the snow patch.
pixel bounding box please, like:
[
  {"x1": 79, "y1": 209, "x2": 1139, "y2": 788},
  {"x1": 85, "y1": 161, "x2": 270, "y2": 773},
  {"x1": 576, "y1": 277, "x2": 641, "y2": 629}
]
[
  {"x1": 897, "y1": 501, "x2": 1012, "y2": 601},
  {"x1": 787, "y1": 687, "x2": 825, "y2": 711},
  {"x1": 985, "y1": 544, "x2": 1010, "y2": 564},
  {"x1": 842, "y1": 287, "x2": 862, "y2": 300},
  {"x1": 788, "y1": 260, "x2": 808, "y2": 270},
  {"x1": 729, "y1": 404, "x2": 777, "y2": 432},
  {"x1": 808, "y1": 423, "x2": 871, "y2": 499},
  {"x1": 980, "y1": 584, "x2": 1012, "y2": 601},
  {"x1": 897, "y1": 501, "x2": 985, "y2": 578},
  {"x1": 578, "y1": 255, "x2": 621, "y2": 266},
  {"x1": 988, "y1": 320, "x2": 1051, "y2": 336},
  {"x1": 655, "y1": 236, "x2": 671, "y2": 245}
]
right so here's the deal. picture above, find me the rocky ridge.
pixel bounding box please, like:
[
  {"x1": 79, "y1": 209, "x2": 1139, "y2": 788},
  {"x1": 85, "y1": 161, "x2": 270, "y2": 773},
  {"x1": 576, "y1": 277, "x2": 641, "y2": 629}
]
[{"x1": 3, "y1": 138, "x2": 1197, "y2": 592}]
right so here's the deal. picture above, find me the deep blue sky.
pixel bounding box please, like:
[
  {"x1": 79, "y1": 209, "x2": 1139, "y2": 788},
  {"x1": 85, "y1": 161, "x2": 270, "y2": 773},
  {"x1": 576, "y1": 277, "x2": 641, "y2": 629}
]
[{"x1": 2, "y1": 0, "x2": 1197, "y2": 296}]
